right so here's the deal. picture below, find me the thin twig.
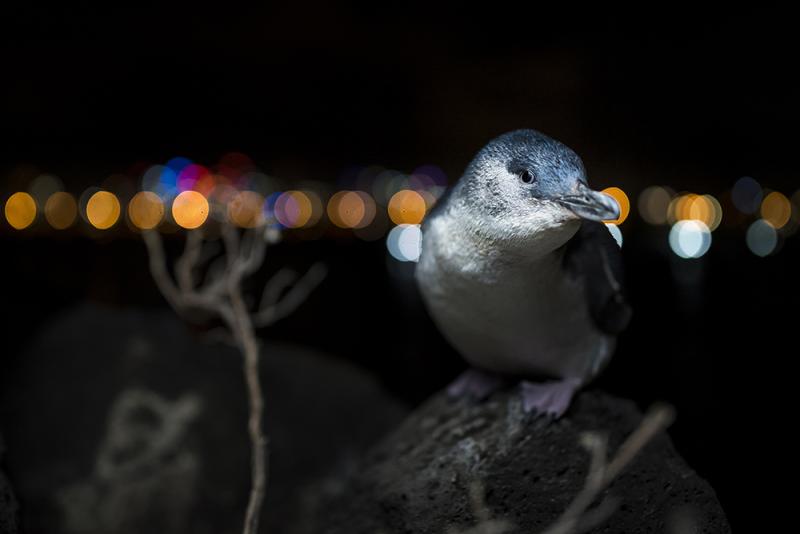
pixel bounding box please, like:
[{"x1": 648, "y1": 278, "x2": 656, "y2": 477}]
[
  {"x1": 541, "y1": 404, "x2": 675, "y2": 534},
  {"x1": 259, "y1": 268, "x2": 299, "y2": 311},
  {"x1": 448, "y1": 481, "x2": 513, "y2": 534},
  {"x1": 253, "y1": 263, "x2": 328, "y2": 327},
  {"x1": 176, "y1": 228, "x2": 204, "y2": 292}
]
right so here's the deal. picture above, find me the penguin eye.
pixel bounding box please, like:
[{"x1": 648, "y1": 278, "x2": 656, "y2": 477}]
[{"x1": 519, "y1": 170, "x2": 536, "y2": 184}]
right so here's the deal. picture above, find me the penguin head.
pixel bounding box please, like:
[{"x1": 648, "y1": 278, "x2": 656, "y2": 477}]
[{"x1": 453, "y1": 129, "x2": 619, "y2": 253}]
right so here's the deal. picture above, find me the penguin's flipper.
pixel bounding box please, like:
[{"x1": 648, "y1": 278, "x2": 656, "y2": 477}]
[{"x1": 562, "y1": 221, "x2": 632, "y2": 335}]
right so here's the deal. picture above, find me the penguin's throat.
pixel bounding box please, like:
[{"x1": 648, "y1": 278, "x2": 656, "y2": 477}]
[{"x1": 461, "y1": 211, "x2": 580, "y2": 260}]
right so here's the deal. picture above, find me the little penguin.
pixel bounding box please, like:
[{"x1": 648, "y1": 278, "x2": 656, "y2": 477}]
[{"x1": 415, "y1": 129, "x2": 632, "y2": 417}]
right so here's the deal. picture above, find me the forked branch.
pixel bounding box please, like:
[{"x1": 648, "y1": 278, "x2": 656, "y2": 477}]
[{"x1": 142, "y1": 223, "x2": 325, "y2": 534}]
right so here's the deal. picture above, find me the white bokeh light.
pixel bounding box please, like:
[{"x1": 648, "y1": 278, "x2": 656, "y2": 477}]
[
  {"x1": 669, "y1": 220, "x2": 711, "y2": 259},
  {"x1": 387, "y1": 224, "x2": 422, "y2": 262}
]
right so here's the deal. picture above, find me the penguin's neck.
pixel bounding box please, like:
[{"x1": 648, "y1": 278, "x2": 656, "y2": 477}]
[{"x1": 424, "y1": 207, "x2": 567, "y2": 283}]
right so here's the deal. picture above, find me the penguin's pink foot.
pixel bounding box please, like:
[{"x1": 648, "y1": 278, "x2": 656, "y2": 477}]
[
  {"x1": 520, "y1": 377, "x2": 582, "y2": 418},
  {"x1": 447, "y1": 368, "x2": 506, "y2": 401}
]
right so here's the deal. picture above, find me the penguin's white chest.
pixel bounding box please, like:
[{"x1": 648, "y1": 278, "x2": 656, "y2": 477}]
[{"x1": 416, "y1": 217, "x2": 611, "y2": 381}]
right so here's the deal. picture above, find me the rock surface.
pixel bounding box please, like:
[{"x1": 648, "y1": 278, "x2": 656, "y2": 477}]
[
  {"x1": 0, "y1": 303, "x2": 408, "y2": 534},
  {"x1": 319, "y1": 390, "x2": 730, "y2": 534}
]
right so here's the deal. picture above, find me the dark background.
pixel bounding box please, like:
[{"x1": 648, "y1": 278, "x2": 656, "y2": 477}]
[{"x1": 2, "y1": 5, "x2": 797, "y2": 531}]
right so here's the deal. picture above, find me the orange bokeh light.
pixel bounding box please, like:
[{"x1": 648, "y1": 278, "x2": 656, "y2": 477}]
[
  {"x1": 275, "y1": 190, "x2": 314, "y2": 228},
  {"x1": 328, "y1": 191, "x2": 376, "y2": 229},
  {"x1": 128, "y1": 191, "x2": 165, "y2": 230},
  {"x1": 86, "y1": 191, "x2": 121, "y2": 230},
  {"x1": 601, "y1": 187, "x2": 630, "y2": 225},
  {"x1": 5, "y1": 192, "x2": 37, "y2": 230},
  {"x1": 668, "y1": 193, "x2": 722, "y2": 231},
  {"x1": 172, "y1": 190, "x2": 209, "y2": 229},
  {"x1": 388, "y1": 190, "x2": 426, "y2": 225},
  {"x1": 228, "y1": 190, "x2": 265, "y2": 228},
  {"x1": 45, "y1": 192, "x2": 78, "y2": 229},
  {"x1": 761, "y1": 191, "x2": 791, "y2": 229}
]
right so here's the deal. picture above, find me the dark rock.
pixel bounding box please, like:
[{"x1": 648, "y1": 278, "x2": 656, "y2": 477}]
[
  {"x1": 319, "y1": 390, "x2": 730, "y2": 534},
  {"x1": 0, "y1": 303, "x2": 408, "y2": 534},
  {"x1": 1, "y1": 434, "x2": 19, "y2": 534}
]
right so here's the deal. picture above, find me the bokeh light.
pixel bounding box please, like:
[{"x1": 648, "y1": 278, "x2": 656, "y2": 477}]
[
  {"x1": 141, "y1": 165, "x2": 178, "y2": 199},
  {"x1": 177, "y1": 164, "x2": 213, "y2": 194},
  {"x1": 638, "y1": 186, "x2": 673, "y2": 225},
  {"x1": 172, "y1": 190, "x2": 209, "y2": 229},
  {"x1": 760, "y1": 191, "x2": 791, "y2": 229},
  {"x1": 667, "y1": 195, "x2": 689, "y2": 224},
  {"x1": 601, "y1": 187, "x2": 629, "y2": 225},
  {"x1": 228, "y1": 190, "x2": 265, "y2": 228},
  {"x1": 746, "y1": 219, "x2": 778, "y2": 257},
  {"x1": 166, "y1": 156, "x2": 192, "y2": 176},
  {"x1": 731, "y1": 176, "x2": 763, "y2": 214},
  {"x1": 5, "y1": 192, "x2": 37, "y2": 230},
  {"x1": 669, "y1": 220, "x2": 712, "y2": 259},
  {"x1": 44, "y1": 192, "x2": 78, "y2": 229},
  {"x1": 605, "y1": 223, "x2": 622, "y2": 247},
  {"x1": 387, "y1": 224, "x2": 422, "y2": 262},
  {"x1": 86, "y1": 191, "x2": 121, "y2": 230},
  {"x1": 330, "y1": 191, "x2": 361, "y2": 228},
  {"x1": 668, "y1": 193, "x2": 722, "y2": 231},
  {"x1": 327, "y1": 191, "x2": 376, "y2": 229},
  {"x1": 303, "y1": 190, "x2": 324, "y2": 228},
  {"x1": 388, "y1": 190, "x2": 426, "y2": 225},
  {"x1": 274, "y1": 190, "x2": 314, "y2": 229},
  {"x1": 418, "y1": 190, "x2": 438, "y2": 211},
  {"x1": 128, "y1": 191, "x2": 165, "y2": 230},
  {"x1": 698, "y1": 195, "x2": 723, "y2": 231}
]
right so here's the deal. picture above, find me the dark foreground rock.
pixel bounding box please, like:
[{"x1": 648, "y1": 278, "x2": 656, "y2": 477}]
[
  {"x1": 318, "y1": 390, "x2": 730, "y2": 534},
  {"x1": 0, "y1": 303, "x2": 408, "y2": 534}
]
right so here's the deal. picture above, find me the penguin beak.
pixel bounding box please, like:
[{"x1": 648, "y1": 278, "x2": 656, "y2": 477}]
[{"x1": 556, "y1": 182, "x2": 620, "y2": 221}]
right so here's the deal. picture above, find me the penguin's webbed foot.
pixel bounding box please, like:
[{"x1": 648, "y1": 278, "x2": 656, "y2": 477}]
[
  {"x1": 520, "y1": 377, "x2": 581, "y2": 418},
  {"x1": 447, "y1": 368, "x2": 506, "y2": 401}
]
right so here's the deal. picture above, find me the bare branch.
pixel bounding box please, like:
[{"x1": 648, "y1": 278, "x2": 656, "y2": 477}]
[
  {"x1": 253, "y1": 262, "x2": 328, "y2": 327},
  {"x1": 258, "y1": 268, "x2": 299, "y2": 310},
  {"x1": 541, "y1": 404, "x2": 675, "y2": 534},
  {"x1": 199, "y1": 256, "x2": 229, "y2": 299},
  {"x1": 604, "y1": 404, "x2": 675, "y2": 482},
  {"x1": 573, "y1": 496, "x2": 619, "y2": 533},
  {"x1": 448, "y1": 481, "x2": 513, "y2": 534},
  {"x1": 175, "y1": 228, "x2": 204, "y2": 292},
  {"x1": 580, "y1": 432, "x2": 608, "y2": 493},
  {"x1": 221, "y1": 222, "x2": 240, "y2": 268},
  {"x1": 142, "y1": 221, "x2": 325, "y2": 534},
  {"x1": 236, "y1": 227, "x2": 268, "y2": 280},
  {"x1": 143, "y1": 228, "x2": 236, "y2": 329}
]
